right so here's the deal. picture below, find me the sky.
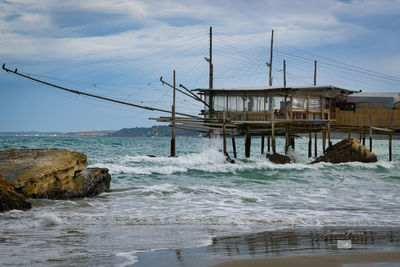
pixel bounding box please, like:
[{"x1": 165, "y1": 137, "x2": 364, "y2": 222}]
[{"x1": 0, "y1": 0, "x2": 399, "y2": 132}]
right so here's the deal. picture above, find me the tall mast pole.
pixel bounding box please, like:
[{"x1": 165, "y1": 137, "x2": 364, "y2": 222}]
[
  {"x1": 171, "y1": 70, "x2": 176, "y2": 157},
  {"x1": 268, "y1": 29, "x2": 274, "y2": 86},
  {"x1": 314, "y1": 60, "x2": 317, "y2": 86},
  {"x1": 283, "y1": 59, "x2": 286, "y2": 87},
  {"x1": 208, "y1": 26, "x2": 214, "y2": 138},
  {"x1": 209, "y1": 26, "x2": 213, "y2": 90}
]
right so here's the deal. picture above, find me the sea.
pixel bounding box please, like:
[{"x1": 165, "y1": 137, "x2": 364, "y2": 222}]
[{"x1": 0, "y1": 136, "x2": 399, "y2": 266}]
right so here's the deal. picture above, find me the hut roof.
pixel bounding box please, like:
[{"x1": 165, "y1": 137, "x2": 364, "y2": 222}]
[
  {"x1": 347, "y1": 92, "x2": 400, "y2": 105},
  {"x1": 194, "y1": 85, "x2": 357, "y2": 98}
]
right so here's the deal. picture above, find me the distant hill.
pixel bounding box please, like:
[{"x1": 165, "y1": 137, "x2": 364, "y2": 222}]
[
  {"x1": 0, "y1": 131, "x2": 115, "y2": 137},
  {"x1": 108, "y1": 126, "x2": 201, "y2": 137}
]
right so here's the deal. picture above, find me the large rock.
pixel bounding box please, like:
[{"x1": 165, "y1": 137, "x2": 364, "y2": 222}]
[
  {"x1": 312, "y1": 137, "x2": 378, "y2": 164},
  {"x1": 266, "y1": 153, "x2": 291, "y2": 164},
  {"x1": 0, "y1": 175, "x2": 31, "y2": 211},
  {"x1": 0, "y1": 149, "x2": 111, "y2": 199},
  {"x1": 62, "y1": 168, "x2": 111, "y2": 198}
]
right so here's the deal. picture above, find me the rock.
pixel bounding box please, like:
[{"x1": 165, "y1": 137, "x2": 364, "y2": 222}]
[
  {"x1": 0, "y1": 175, "x2": 31, "y2": 212},
  {"x1": 66, "y1": 168, "x2": 111, "y2": 198},
  {"x1": 312, "y1": 137, "x2": 378, "y2": 164},
  {"x1": 225, "y1": 153, "x2": 235, "y2": 164},
  {"x1": 266, "y1": 153, "x2": 291, "y2": 164},
  {"x1": 0, "y1": 148, "x2": 111, "y2": 199}
]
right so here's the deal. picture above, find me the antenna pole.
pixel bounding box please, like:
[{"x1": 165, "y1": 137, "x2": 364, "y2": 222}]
[
  {"x1": 171, "y1": 70, "x2": 176, "y2": 157},
  {"x1": 314, "y1": 60, "x2": 317, "y2": 86},
  {"x1": 268, "y1": 29, "x2": 274, "y2": 86},
  {"x1": 208, "y1": 26, "x2": 214, "y2": 138},
  {"x1": 283, "y1": 59, "x2": 286, "y2": 87},
  {"x1": 209, "y1": 26, "x2": 213, "y2": 90}
]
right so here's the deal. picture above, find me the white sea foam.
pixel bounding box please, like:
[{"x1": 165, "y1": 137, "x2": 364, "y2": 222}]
[
  {"x1": 114, "y1": 251, "x2": 138, "y2": 267},
  {"x1": 36, "y1": 212, "x2": 62, "y2": 227}
]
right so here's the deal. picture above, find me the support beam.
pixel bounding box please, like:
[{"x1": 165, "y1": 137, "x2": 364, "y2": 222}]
[
  {"x1": 322, "y1": 132, "x2": 326, "y2": 154},
  {"x1": 314, "y1": 132, "x2": 318, "y2": 158},
  {"x1": 308, "y1": 133, "x2": 312, "y2": 158},
  {"x1": 285, "y1": 129, "x2": 289, "y2": 154},
  {"x1": 369, "y1": 114, "x2": 373, "y2": 152},
  {"x1": 389, "y1": 134, "x2": 392, "y2": 161},
  {"x1": 267, "y1": 135, "x2": 271, "y2": 152},
  {"x1": 271, "y1": 110, "x2": 276, "y2": 153},
  {"x1": 328, "y1": 123, "x2": 332, "y2": 148},
  {"x1": 245, "y1": 134, "x2": 251, "y2": 158},
  {"x1": 232, "y1": 136, "x2": 237, "y2": 159},
  {"x1": 222, "y1": 111, "x2": 227, "y2": 155},
  {"x1": 261, "y1": 135, "x2": 265, "y2": 154},
  {"x1": 290, "y1": 136, "x2": 295, "y2": 150}
]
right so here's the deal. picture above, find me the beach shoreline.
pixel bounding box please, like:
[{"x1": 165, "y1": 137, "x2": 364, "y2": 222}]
[
  {"x1": 132, "y1": 226, "x2": 400, "y2": 267},
  {"x1": 214, "y1": 251, "x2": 400, "y2": 267}
]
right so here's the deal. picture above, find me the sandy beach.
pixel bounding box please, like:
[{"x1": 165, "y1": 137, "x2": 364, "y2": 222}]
[{"x1": 215, "y1": 251, "x2": 400, "y2": 267}]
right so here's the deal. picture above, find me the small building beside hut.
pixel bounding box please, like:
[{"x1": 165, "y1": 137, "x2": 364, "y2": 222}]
[{"x1": 335, "y1": 92, "x2": 400, "y2": 129}]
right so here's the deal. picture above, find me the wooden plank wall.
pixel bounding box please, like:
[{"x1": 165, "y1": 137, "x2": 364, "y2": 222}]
[{"x1": 335, "y1": 108, "x2": 400, "y2": 128}]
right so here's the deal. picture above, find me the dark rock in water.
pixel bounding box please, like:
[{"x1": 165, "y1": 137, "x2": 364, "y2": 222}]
[
  {"x1": 146, "y1": 154, "x2": 157, "y2": 158},
  {"x1": 225, "y1": 153, "x2": 235, "y2": 164},
  {"x1": 0, "y1": 148, "x2": 111, "y2": 199},
  {"x1": 312, "y1": 137, "x2": 378, "y2": 164},
  {"x1": 266, "y1": 153, "x2": 291, "y2": 164},
  {"x1": 66, "y1": 168, "x2": 111, "y2": 198},
  {"x1": 0, "y1": 175, "x2": 31, "y2": 212}
]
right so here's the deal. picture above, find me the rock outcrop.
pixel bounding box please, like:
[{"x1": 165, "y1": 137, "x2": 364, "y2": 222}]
[
  {"x1": 266, "y1": 153, "x2": 291, "y2": 164},
  {"x1": 312, "y1": 137, "x2": 378, "y2": 164},
  {"x1": 63, "y1": 168, "x2": 111, "y2": 198},
  {"x1": 0, "y1": 175, "x2": 31, "y2": 211},
  {"x1": 0, "y1": 149, "x2": 111, "y2": 199}
]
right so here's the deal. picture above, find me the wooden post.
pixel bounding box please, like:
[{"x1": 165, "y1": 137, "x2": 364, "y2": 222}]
[
  {"x1": 389, "y1": 134, "x2": 392, "y2": 161},
  {"x1": 314, "y1": 60, "x2": 317, "y2": 86},
  {"x1": 261, "y1": 135, "x2": 265, "y2": 154},
  {"x1": 232, "y1": 136, "x2": 237, "y2": 158},
  {"x1": 369, "y1": 114, "x2": 373, "y2": 152},
  {"x1": 269, "y1": 30, "x2": 274, "y2": 86},
  {"x1": 267, "y1": 135, "x2": 271, "y2": 152},
  {"x1": 308, "y1": 133, "x2": 312, "y2": 158},
  {"x1": 170, "y1": 70, "x2": 176, "y2": 157},
  {"x1": 285, "y1": 129, "x2": 289, "y2": 154},
  {"x1": 359, "y1": 126, "x2": 362, "y2": 141},
  {"x1": 283, "y1": 59, "x2": 286, "y2": 87},
  {"x1": 245, "y1": 134, "x2": 251, "y2": 158},
  {"x1": 389, "y1": 112, "x2": 393, "y2": 161},
  {"x1": 348, "y1": 131, "x2": 351, "y2": 139},
  {"x1": 291, "y1": 136, "x2": 295, "y2": 150},
  {"x1": 328, "y1": 122, "x2": 332, "y2": 147},
  {"x1": 363, "y1": 136, "x2": 366, "y2": 146},
  {"x1": 272, "y1": 110, "x2": 276, "y2": 153},
  {"x1": 314, "y1": 132, "x2": 318, "y2": 157},
  {"x1": 223, "y1": 111, "x2": 227, "y2": 155},
  {"x1": 322, "y1": 132, "x2": 326, "y2": 154}
]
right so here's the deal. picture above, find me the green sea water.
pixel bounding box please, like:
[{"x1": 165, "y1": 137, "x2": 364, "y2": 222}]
[{"x1": 0, "y1": 136, "x2": 399, "y2": 266}]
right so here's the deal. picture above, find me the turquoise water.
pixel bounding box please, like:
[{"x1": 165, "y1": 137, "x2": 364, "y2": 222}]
[{"x1": 0, "y1": 136, "x2": 399, "y2": 266}]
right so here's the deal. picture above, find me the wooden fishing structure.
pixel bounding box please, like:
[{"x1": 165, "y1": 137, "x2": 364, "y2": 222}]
[{"x1": 2, "y1": 27, "x2": 399, "y2": 161}]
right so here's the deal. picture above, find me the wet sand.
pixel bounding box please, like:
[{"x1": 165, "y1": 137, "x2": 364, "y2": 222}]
[
  {"x1": 133, "y1": 226, "x2": 400, "y2": 267},
  {"x1": 214, "y1": 251, "x2": 400, "y2": 267}
]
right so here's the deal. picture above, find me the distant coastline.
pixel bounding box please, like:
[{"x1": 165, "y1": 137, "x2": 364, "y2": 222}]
[
  {"x1": 0, "y1": 126, "x2": 200, "y2": 137},
  {"x1": 1, "y1": 126, "x2": 398, "y2": 139}
]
